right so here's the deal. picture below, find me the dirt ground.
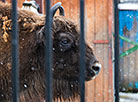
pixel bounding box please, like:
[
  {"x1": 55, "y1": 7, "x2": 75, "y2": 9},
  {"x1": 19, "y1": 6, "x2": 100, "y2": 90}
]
[{"x1": 120, "y1": 92, "x2": 138, "y2": 102}]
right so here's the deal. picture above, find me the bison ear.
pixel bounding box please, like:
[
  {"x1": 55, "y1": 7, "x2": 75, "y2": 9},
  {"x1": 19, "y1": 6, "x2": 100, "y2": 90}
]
[
  {"x1": 35, "y1": 26, "x2": 46, "y2": 46},
  {"x1": 36, "y1": 26, "x2": 54, "y2": 45},
  {"x1": 36, "y1": 26, "x2": 45, "y2": 40}
]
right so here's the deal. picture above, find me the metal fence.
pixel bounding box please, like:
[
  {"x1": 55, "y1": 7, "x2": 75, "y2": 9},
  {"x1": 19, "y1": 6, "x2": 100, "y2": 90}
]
[
  {"x1": 10, "y1": 0, "x2": 86, "y2": 102},
  {"x1": 114, "y1": 0, "x2": 120, "y2": 102}
]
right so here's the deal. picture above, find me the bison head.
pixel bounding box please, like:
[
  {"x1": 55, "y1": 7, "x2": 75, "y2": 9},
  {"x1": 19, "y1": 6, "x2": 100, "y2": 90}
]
[
  {"x1": 36, "y1": 15, "x2": 101, "y2": 82},
  {"x1": 33, "y1": 16, "x2": 102, "y2": 100},
  {"x1": 34, "y1": 3, "x2": 101, "y2": 83}
]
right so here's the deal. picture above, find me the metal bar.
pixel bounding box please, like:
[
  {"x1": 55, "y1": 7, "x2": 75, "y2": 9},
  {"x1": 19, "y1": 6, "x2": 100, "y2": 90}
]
[
  {"x1": 80, "y1": 0, "x2": 85, "y2": 102},
  {"x1": 11, "y1": 0, "x2": 19, "y2": 102},
  {"x1": 2, "y1": 0, "x2": 5, "y2": 2},
  {"x1": 45, "y1": 0, "x2": 53, "y2": 102},
  {"x1": 114, "y1": 0, "x2": 120, "y2": 102}
]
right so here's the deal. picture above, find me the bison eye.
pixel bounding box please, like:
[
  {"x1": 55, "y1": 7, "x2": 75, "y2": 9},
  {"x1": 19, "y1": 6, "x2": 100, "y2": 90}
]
[
  {"x1": 57, "y1": 32, "x2": 74, "y2": 52},
  {"x1": 59, "y1": 38, "x2": 72, "y2": 52},
  {"x1": 60, "y1": 38, "x2": 69, "y2": 46}
]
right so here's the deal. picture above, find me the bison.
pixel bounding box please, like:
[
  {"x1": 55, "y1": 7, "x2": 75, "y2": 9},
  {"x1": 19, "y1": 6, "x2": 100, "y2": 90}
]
[{"x1": 0, "y1": 1, "x2": 101, "y2": 102}]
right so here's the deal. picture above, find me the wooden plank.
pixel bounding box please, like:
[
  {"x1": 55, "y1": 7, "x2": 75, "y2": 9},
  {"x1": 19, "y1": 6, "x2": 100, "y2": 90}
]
[
  {"x1": 94, "y1": 0, "x2": 105, "y2": 102},
  {"x1": 127, "y1": 17, "x2": 137, "y2": 89},
  {"x1": 108, "y1": 0, "x2": 113, "y2": 102},
  {"x1": 5, "y1": 0, "x2": 11, "y2": 3},
  {"x1": 42, "y1": 0, "x2": 45, "y2": 14},
  {"x1": 94, "y1": 44, "x2": 104, "y2": 102},
  {"x1": 69, "y1": 0, "x2": 79, "y2": 22},
  {"x1": 122, "y1": 43, "x2": 130, "y2": 89},
  {"x1": 103, "y1": 44, "x2": 109, "y2": 102},
  {"x1": 59, "y1": 0, "x2": 70, "y2": 17},
  {"x1": 84, "y1": 0, "x2": 95, "y2": 102},
  {"x1": 95, "y1": 0, "x2": 105, "y2": 40},
  {"x1": 85, "y1": 0, "x2": 95, "y2": 44},
  {"x1": 17, "y1": 0, "x2": 24, "y2": 8},
  {"x1": 108, "y1": 47, "x2": 113, "y2": 102},
  {"x1": 85, "y1": 81, "x2": 95, "y2": 102},
  {"x1": 128, "y1": 46, "x2": 136, "y2": 89}
]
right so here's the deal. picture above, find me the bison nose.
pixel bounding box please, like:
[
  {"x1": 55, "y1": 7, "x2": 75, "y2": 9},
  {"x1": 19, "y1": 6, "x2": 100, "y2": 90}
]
[{"x1": 90, "y1": 61, "x2": 101, "y2": 75}]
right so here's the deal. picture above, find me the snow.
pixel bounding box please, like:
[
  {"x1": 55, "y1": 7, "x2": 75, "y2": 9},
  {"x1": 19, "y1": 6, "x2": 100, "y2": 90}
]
[
  {"x1": 120, "y1": 92, "x2": 138, "y2": 102},
  {"x1": 118, "y1": 3, "x2": 138, "y2": 10}
]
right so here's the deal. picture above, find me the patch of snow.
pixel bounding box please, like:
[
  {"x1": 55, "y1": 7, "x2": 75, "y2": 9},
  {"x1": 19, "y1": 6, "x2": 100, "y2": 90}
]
[
  {"x1": 120, "y1": 92, "x2": 138, "y2": 102},
  {"x1": 118, "y1": 3, "x2": 138, "y2": 10}
]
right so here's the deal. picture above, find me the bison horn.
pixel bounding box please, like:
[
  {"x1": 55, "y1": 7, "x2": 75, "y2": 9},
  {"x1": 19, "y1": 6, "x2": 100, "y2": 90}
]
[
  {"x1": 50, "y1": 2, "x2": 65, "y2": 17},
  {"x1": 37, "y1": 2, "x2": 64, "y2": 39}
]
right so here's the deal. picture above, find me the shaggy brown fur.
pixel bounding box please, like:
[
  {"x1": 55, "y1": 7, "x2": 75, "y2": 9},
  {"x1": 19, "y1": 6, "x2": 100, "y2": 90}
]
[{"x1": 0, "y1": 2, "x2": 101, "y2": 102}]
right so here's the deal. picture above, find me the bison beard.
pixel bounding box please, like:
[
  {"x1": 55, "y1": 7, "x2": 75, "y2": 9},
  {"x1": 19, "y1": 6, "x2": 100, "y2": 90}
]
[{"x1": 0, "y1": 2, "x2": 101, "y2": 102}]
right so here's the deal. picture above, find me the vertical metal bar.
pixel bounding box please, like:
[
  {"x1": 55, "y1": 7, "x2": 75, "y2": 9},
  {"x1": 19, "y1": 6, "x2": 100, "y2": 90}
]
[
  {"x1": 45, "y1": 0, "x2": 53, "y2": 102},
  {"x1": 114, "y1": 0, "x2": 120, "y2": 102},
  {"x1": 11, "y1": 0, "x2": 19, "y2": 102},
  {"x1": 80, "y1": 0, "x2": 85, "y2": 102}
]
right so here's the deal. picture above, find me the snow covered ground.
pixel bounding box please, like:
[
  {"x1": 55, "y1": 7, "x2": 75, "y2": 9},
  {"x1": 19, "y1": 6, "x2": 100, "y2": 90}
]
[{"x1": 120, "y1": 92, "x2": 138, "y2": 102}]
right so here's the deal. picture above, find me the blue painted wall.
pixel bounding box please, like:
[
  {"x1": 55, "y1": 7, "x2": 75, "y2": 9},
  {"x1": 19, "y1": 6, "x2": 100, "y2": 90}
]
[{"x1": 119, "y1": 10, "x2": 138, "y2": 90}]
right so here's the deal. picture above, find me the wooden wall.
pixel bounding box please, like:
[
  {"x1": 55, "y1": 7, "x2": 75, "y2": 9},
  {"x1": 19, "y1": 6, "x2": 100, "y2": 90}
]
[
  {"x1": 1, "y1": 0, "x2": 114, "y2": 102},
  {"x1": 119, "y1": 10, "x2": 138, "y2": 91},
  {"x1": 51, "y1": 0, "x2": 114, "y2": 102}
]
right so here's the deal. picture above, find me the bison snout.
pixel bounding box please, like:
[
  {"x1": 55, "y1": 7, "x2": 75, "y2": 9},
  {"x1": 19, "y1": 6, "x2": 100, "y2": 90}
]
[
  {"x1": 87, "y1": 60, "x2": 101, "y2": 80},
  {"x1": 91, "y1": 62, "x2": 101, "y2": 75}
]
